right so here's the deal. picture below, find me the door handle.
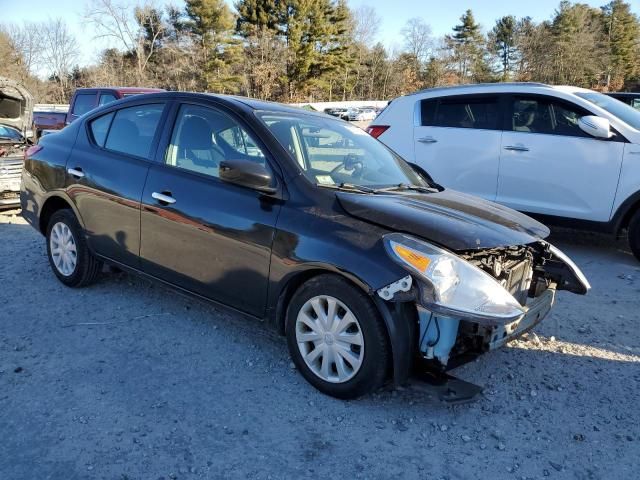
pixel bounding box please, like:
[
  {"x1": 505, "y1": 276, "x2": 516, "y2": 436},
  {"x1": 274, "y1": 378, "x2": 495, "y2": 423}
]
[
  {"x1": 67, "y1": 167, "x2": 85, "y2": 178},
  {"x1": 152, "y1": 191, "x2": 176, "y2": 205},
  {"x1": 417, "y1": 137, "x2": 437, "y2": 144},
  {"x1": 504, "y1": 145, "x2": 529, "y2": 152}
]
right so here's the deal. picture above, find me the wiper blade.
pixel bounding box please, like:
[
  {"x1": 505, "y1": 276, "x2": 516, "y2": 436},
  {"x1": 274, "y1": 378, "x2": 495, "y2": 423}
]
[
  {"x1": 316, "y1": 182, "x2": 377, "y2": 193},
  {"x1": 375, "y1": 183, "x2": 437, "y2": 193}
]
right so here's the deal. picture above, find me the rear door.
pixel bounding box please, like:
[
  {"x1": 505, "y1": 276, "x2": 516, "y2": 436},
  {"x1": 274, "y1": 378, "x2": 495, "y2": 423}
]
[
  {"x1": 65, "y1": 101, "x2": 167, "y2": 267},
  {"x1": 413, "y1": 94, "x2": 503, "y2": 201},
  {"x1": 497, "y1": 94, "x2": 624, "y2": 222},
  {"x1": 139, "y1": 101, "x2": 281, "y2": 317}
]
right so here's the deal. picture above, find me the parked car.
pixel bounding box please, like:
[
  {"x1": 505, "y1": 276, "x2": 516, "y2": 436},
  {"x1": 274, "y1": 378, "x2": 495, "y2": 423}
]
[
  {"x1": 369, "y1": 82, "x2": 640, "y2": 261},
  {"x1": 0, "y1": 76, "x2": 33, "y2": 209},
  {"x1": 349, "y1": 108, "x2": 377, "y2": 122},
  {"x1": 324, "y1": 107, "x2": 348, "y2": 118},
  {"x1": 606, "y1": 92, "x2": 640, "y2": 111},
  {"x1": 65, "y1": 86, "x2": 165, "y2": 126},
  {"x1": 21, "y1": 92, "x2": 589, "y2": 398},
  {"x1": 32, "y1": 107, "x2": 67, "y2": 140}
]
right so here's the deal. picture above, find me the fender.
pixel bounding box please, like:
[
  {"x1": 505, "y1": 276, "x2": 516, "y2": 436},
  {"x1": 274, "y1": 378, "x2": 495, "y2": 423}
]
[{"x1": 611, "y1": 189, "x2": 640, "y2": 234}]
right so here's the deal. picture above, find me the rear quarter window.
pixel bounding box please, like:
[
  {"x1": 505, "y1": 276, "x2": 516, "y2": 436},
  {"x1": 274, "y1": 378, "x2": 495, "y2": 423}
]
[{"x1": 89, "y1": 112, "x2": 114, "y2": 147}]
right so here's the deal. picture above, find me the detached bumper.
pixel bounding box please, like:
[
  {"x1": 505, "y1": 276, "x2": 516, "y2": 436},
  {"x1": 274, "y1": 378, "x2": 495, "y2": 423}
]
[{"x1": 488, "y1": 288, "x2": 556, "y2": 350}]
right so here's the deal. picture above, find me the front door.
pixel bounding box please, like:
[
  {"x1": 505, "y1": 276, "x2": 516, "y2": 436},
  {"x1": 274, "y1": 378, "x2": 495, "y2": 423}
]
[
  {"x1": 140, "y1": 102, "x2": 281, "y2": 317},
  {"x1": 497, "y1": 94, "x2": 624, "y2": 222},
  {"x1": 413, "y1": 94, "x2": 503, "y2": 201}
]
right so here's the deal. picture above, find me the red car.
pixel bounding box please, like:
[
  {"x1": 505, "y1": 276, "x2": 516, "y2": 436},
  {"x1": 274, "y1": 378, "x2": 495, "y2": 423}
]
[{"x1": 65, "y1": 87, "x2": 165, "y2": 125}]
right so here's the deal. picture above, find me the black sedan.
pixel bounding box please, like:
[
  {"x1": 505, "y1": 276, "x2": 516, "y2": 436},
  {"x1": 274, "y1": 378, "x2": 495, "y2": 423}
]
[{"x1": 20, "y1": 92, "x2": 589, "y2": 398}]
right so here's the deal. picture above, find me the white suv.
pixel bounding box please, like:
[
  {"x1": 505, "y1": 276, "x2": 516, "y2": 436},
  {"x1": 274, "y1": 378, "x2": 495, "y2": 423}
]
[{"x1": 368, "y1": 83, "x2": 640, "y2": 260}]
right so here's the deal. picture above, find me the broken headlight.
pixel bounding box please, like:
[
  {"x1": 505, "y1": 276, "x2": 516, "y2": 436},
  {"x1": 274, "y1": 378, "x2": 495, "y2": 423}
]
[{"x1": 383, "y1": 233, "x2": 525, "y2": 324}]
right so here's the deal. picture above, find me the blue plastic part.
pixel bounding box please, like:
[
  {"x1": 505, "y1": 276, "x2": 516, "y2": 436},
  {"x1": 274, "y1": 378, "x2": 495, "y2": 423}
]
[{"x1": 418, "y1": 306, "x2": 460, "y2": 365}]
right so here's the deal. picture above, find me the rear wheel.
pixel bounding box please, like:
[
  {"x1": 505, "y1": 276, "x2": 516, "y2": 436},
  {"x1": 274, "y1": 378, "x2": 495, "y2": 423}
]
[
  {"x1": 628, "y1": 209, "x2": 640, "y2": 262},
  {"x1": 285, "y1": 274, "x2": 390, "y2": 399},
  {"x1": 46, "y1": 209, "x2": 102, "y2": 287}
]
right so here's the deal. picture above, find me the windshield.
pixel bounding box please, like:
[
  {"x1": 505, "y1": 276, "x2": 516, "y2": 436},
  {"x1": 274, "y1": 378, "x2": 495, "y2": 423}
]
[
  {"x1": 258, "y1": 112, "x2": 427, "y2": 189},
  {"x1": 0, "y1": 125, "x2": 24, "y2": 142},
  {"x1": 576, "y1": 91, "x2": 640, "y2": 130}
]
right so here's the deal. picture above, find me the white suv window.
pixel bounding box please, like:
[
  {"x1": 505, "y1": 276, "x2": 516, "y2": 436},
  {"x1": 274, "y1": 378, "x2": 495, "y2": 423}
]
[
  {"x1": 421, "y1": 96, "x2": 501, "y2": 130},
  {"x1": 511, "y1": 96, "x2": 589, "y2": 138}
]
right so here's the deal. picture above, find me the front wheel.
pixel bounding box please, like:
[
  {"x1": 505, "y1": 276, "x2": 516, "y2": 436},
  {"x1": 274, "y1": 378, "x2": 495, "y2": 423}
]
[
  {"x1": 285, "y1": 274, "x2": 390, "y2": 399},
  {"x1": 46, "y1": 209, "x2": 102, "y2": 287},
  {"x1": 628, "y1": 209, "x2": 640, "y2": 262}
]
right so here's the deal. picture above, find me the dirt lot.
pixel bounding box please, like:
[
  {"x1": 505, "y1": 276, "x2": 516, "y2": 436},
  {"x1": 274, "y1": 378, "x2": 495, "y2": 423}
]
[{"x1": 1, "y1": 207, "x2": 639, "y2": 480}]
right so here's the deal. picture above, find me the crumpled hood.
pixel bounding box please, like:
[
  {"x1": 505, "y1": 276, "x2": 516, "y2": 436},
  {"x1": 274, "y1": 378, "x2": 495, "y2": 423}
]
[
  {"x1": 336, "y1": 189, "x2": 550, "y2": 251},
  {"x1": 0, "y1": 77, "x2": 33, "y2": 137}
]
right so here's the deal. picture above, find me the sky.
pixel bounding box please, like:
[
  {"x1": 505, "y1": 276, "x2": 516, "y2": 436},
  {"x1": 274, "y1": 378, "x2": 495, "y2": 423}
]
[{"x1": 4, "y1": 0, "x2": 640, "y2": 70}]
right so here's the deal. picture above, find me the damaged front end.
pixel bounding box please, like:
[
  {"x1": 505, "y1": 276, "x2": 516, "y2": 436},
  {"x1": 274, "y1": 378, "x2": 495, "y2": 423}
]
[
  {"x1": 0, "y1": 77, "x2": 33, "y2": 208},
  {"x1": 379, "y1": 233, "x2": 590, "y2": 371}
]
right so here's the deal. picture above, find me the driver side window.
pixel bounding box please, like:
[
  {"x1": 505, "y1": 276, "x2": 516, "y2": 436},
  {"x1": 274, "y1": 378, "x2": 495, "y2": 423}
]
[{"x1": 165, "y1": 104, "x2": 267, "y2": 178}]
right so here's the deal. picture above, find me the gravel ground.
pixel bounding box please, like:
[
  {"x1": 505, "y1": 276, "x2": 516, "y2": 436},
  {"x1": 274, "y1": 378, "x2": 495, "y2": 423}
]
[{"x1": 1, "y1": 207, "x2": 639, "y2": 480}]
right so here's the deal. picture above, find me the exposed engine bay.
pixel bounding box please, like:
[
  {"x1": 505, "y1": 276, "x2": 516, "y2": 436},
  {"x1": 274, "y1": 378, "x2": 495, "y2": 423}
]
[{"x1": 383, "y1": 241, "x2": 589, "y2": 371}]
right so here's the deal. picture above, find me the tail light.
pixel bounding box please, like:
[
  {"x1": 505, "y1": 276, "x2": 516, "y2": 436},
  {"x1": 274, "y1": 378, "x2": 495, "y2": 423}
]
[
  {"x1": 24, "y1": 144, "x2": 43, "y2": 161},
  {"x1": 366, "y1": 125, "x2": 390, "y2": 139}
]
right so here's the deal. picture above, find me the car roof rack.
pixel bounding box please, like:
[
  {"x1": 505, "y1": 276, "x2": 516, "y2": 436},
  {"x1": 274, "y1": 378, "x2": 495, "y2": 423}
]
[{"x1": 407, "y1": 82, "x2": 552, "y2": 97}]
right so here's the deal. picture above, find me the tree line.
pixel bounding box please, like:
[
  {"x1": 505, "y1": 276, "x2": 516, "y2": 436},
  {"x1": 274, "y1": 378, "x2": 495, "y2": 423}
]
[{"x1": 1, "y1": 0, "x2": 639, "y2": 104}]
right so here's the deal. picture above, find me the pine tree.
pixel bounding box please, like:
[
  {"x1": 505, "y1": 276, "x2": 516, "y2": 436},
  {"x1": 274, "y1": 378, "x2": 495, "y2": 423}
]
[
  {"x1": 602, "y1": 0, "x2": 640, "y2": 89},
  {"x1": 184, "y1": 0, "x2": 241, "y2": 93},
  {"x1": 235, "y1": 0, "x2": 282, "y2": 37},
  {"x1": 446, "y1": 9, "x2": 491, "y2": 82},
  {"x1": 235, "y1": 0, "x2": 353, "y2": 100},
  {"x1": 489, "y1": 15, "x2": 517, "y2": 80}
]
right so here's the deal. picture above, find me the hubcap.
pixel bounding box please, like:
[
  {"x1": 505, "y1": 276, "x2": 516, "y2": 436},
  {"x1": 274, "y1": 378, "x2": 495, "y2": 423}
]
[
  {"x1": 295, "y1": 295, "x2": 364, "y2": 383},
  {"x1": 50, "y1": 222, "x2": 77, "y2": 277}
]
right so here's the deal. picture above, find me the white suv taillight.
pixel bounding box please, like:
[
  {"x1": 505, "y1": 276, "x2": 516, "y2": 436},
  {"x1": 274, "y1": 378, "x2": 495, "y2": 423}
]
[{"x1": 365, "y1": 125, "x2": 389, "y2": 139}]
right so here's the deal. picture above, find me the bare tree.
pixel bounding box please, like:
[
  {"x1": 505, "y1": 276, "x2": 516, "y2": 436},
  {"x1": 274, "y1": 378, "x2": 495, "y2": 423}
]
[
  {"x1": 5, "y1": 22, "x2": 42, "y2": 76},
  {"x1": 84, "y1": 0, "x2": 165, "y2": 83},
  {"x1": 354, "y1": 6, "x2": 380, "y2": 45},
  {"x1": 401, "y1": 17, "x2": 434, "y2": 62},
  {"x1": 40, "y1": 18, "x2": 80, "y2": 102}
]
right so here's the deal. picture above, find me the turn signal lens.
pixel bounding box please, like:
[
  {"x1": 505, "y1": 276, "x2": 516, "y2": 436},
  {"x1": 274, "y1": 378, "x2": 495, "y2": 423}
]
[{"x1": 392, "y1": 243, "x2": 431, "y2": 272}]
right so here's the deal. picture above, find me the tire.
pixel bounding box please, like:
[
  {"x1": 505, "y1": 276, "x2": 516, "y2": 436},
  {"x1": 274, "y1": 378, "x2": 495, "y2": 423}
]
[
  {"x1": 629, "y1": 209, "x2": 640, "y2": 262},
  {"x1": 285, "y1": 274, "x2": 390, "y2": 399},
  {"x1": 46, "y1": 209, "x2": 102, "y2": 287}
]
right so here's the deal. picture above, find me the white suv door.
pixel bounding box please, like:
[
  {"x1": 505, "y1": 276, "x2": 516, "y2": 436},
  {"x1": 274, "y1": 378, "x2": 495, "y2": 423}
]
[
  {"x1": 413, "y1": 94, "x2": 503, "y2": 201},
  {"x1": 497, "y1": 94, "x2": 624, "y2": 222}
]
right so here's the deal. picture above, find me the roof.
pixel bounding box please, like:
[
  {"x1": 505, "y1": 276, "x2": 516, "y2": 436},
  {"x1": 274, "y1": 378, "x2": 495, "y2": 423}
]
[
  {"x1": 75, "y1": 87, "x2": 165, "y2": 93},
  {"x1": 408, "y1": 82, "x2": 552, "y2": 96}
]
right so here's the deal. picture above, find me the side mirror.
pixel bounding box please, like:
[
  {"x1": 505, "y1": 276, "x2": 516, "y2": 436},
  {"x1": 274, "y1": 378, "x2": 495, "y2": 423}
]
[
  {"x1": 219, "y1": 159, "x2": 276, "y2": 194},
  {"x1": 578, "y1": 115, "x2": 613, "y2": 139}
]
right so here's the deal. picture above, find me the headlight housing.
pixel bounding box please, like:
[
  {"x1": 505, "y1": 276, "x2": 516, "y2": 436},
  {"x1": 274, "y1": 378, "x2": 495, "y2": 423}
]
[{"x1": 384, "y1": 233, "x2": 526, "y2": 324}]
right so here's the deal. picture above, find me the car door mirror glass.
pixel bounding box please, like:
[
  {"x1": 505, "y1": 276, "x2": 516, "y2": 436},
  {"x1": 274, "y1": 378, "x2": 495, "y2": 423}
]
[
  {"x1": 578, "y1": 115, "x2": 613, "y2": 139},
  {"x1": 219, "y1": 159, "x2": 276, "y2": 194}
]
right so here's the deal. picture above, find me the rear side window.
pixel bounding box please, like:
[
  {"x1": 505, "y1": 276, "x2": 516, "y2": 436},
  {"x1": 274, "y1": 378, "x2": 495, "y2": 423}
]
[
  {"x1": 72, "y1": 94, "x2": 96, "y2": 116},
  {"x1": 103, "y1": 104, "x2": 164, "y2": 158},
  {"x1": 89, "y1": 112, "x2": 114, "y2": 147},
  {"x1": 421, "y1": 96, "x2": 500, "y2": 130}
]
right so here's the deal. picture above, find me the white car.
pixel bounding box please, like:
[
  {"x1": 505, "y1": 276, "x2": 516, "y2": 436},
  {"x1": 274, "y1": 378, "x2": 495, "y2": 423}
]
[
  {"x1": 368, "y1": 83, "x2": 640, "y2": 261},
  {"x1": 349, "y1": 108, "x2": 377, "y2": 122}
]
